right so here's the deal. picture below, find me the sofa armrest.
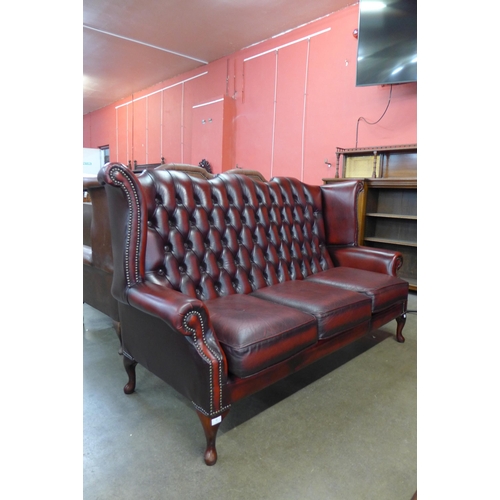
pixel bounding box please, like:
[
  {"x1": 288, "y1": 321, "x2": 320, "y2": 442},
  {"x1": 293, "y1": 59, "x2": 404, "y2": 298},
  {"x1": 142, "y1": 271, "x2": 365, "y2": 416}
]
[
  {"x1": 126, "y1": 281, "x2": 227, "y2": 373},
  {"x1": 125, "y1": 281, "x2": 229, "y2": 415},
  {"x1": 127, "y1": 282, "x2": 208, "y2": 334},
  {"x1": 329, "y1": 246, "x2": 403, "y2": 277}
]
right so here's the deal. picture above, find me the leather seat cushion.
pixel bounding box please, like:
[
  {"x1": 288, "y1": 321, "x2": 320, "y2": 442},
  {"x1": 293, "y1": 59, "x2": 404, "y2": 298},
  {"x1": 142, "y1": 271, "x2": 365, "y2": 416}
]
[
  {"x1": 251, "y1": 280, "x2": 372, "y2": 340},
  {"x1": 306, "y1": 267, "x2": 408, "y2": 313},
  {"x1": 205, "y1": 294, "x2": 317, "y2": 378}
]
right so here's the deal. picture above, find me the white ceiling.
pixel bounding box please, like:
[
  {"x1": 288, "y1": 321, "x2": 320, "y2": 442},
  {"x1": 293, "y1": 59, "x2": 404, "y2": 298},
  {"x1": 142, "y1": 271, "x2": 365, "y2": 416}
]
[{"x1": 83, "y1": 0, "x2": 355, "y2": 115}]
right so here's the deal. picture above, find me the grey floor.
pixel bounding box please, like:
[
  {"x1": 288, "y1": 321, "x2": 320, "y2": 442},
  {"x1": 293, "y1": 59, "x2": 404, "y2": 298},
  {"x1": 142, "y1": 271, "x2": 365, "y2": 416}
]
[{"x1": 83, "y1": 292, "x2": 417, "y2": 500}]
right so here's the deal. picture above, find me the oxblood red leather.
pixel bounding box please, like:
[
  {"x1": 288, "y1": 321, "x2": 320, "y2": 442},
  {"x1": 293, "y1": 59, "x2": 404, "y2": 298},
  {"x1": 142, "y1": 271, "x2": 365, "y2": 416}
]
[
  {"x1": 251, "y1": 280, "x2": 372, "y2": 340},
  {"x1": 205, "y1": 294, "x2": 317, "y2": 378},
  {"x1": 306, "y1": 267, "x2": 408, "y2": 313},
  {"x1": 136, "y1": 170, "x2": 334, "y2": 299},
  {"x1": 329, "y1": 246, "x2": 403, "y2": 277}
]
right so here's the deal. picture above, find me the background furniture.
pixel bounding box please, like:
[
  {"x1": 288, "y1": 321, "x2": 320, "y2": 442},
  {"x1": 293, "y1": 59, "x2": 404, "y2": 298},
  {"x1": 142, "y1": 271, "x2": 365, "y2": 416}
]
[
  {"x1": 324, "y1": 144, "x2": 417, "y2": 291},
  {"x1": 128, "y1": 157, "x2": 165, "y2": 172},
  {"x1": 361, "y1": 178, "x2": 417, "y2": 291},
  {"x1": 225, "y1": 167, "x2": 266, "y2": 182},
  {"x1": 83, "y1": 176, "x2": 121, "y2": 344},
  {"x1": 157, "y1": 162, "x2": 214, "y2": 179},
  {"x1": 334, "y1": 144, "x2": 417, "y2": 179},
  {"x1": 157, "y1": 163, "x2": 267, "y2": 181}
]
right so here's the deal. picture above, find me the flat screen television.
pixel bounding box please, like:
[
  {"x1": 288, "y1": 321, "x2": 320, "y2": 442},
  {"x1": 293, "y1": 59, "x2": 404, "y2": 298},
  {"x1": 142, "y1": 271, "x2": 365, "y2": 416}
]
[{"x1": 355, "y1": 0, "x2": 417, "y2": 87}]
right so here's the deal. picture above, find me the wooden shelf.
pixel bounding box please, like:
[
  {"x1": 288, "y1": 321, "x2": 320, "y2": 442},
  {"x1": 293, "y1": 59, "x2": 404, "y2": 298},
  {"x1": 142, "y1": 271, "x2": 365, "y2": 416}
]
[
  {"x1": 364, "y1": 237, "x2": 417, "y2": 247},
  {"x1": 366, "y1": 213, "x2": 417, "y2": 220}
]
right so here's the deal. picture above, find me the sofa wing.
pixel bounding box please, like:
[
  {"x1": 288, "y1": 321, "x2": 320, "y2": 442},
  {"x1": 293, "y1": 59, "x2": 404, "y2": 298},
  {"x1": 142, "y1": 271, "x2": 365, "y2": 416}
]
[
  {"x1": 321, "y1": 180, "x2": 363, "y2": 246},
  {"x1": 98, "y1": 163, "x2": 229, "y2": 419},
  {"x1": 98, "y1": 163, "x2": 147, "y2": 303}
]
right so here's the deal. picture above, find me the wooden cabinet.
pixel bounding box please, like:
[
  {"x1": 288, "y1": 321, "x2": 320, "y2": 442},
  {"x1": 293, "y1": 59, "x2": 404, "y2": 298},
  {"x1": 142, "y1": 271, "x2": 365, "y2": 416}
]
[
  {"x1": 362, "y1": 178, "x2": 417, "y2": 291},
  {"x1": 324, "y1": 144, "x2": 417, "y2": 291}
]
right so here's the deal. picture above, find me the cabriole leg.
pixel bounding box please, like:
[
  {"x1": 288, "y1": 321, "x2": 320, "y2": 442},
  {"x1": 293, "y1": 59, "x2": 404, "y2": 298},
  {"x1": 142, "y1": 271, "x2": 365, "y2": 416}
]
[
  {"x1": 396, "y1": 312, "x2": 407, "y2": 343},
  {"x1": 196, "y1": 409, "x2": 230, "y2": 466},
  {"x1": 123, "y1": 355, "x2": 137, "y2": 394},
  {"x1": 113, "y1": 320, "x2": 122, "y2": 355}
]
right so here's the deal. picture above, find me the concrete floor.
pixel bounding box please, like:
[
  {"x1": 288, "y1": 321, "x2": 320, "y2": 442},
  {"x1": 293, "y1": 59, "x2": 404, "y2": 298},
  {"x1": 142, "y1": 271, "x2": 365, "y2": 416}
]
[{"x1": 83, "y1": 292, "x2": 417, "y2": 500}]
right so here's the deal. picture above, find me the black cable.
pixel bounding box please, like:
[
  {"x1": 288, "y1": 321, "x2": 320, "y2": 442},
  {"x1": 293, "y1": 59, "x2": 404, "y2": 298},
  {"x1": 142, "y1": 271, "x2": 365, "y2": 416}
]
[{"x1": 355, "y1": 85, "x2": 393, "y2": 147}]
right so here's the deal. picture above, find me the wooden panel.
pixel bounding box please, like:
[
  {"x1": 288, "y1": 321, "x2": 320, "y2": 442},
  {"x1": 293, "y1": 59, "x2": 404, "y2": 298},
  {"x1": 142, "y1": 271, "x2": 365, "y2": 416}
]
[{"x1": 381, "y1": 151, "x2": 417, "y2": 178}]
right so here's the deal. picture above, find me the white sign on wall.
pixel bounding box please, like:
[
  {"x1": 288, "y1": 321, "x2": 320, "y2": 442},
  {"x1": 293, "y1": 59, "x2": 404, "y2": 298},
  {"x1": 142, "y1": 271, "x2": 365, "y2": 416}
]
[{"x1": 83, "y1": 148, "x2": 102, "y2": 175}]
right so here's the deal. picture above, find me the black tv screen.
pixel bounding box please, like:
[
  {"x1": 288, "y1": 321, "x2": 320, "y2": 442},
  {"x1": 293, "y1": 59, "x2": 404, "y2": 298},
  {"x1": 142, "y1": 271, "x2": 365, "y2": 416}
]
[{"x1": 356, "y1": 0, "x2": 417, "y2": 87}]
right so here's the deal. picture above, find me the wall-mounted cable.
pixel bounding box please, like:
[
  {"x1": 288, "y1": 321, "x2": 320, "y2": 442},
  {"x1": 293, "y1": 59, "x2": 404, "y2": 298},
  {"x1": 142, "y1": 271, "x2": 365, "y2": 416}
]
[{"x1": 355, "y1": 84, "x2": 393, "y2": 147}]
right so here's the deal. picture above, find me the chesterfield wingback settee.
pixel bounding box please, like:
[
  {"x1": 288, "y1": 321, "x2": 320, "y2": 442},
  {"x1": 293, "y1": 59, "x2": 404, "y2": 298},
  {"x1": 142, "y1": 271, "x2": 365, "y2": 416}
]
[{"x1": 98, "y1": 162, "x2": 409, "y2": 465}]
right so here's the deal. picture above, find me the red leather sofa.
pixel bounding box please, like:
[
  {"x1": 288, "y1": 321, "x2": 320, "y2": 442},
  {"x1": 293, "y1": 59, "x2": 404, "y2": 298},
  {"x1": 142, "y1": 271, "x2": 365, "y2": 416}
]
[{"x1": 98, "y1": 162, "x2": 408, "y2": 465}]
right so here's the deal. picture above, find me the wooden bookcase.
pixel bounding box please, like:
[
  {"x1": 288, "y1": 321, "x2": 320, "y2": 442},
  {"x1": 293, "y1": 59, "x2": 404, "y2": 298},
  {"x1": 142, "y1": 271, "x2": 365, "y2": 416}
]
[
  {"x1": 324, "y1": 145, "x2": 417, "y2": 291},
  {"x1": 362, "y1": 178, "x2": 417, "y2": 290}
]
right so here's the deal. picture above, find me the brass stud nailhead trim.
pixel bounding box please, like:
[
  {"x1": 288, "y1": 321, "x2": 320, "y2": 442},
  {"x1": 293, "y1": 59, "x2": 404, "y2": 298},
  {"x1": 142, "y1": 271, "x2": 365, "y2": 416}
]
[
  {"x1": 109, "y1": 166, "x2": 142, "y2": 287},
  {"x1": 183, "y1": 310, "x2": 225, "y2": 415}
]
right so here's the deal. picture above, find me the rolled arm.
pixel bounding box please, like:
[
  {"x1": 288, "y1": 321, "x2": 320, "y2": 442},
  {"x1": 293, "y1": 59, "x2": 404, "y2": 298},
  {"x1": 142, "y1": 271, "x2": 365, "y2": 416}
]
[
  {"x1": 329, "y1": 246, "x2": 403, "y2": 277},
  {"x1": 126, "y1": 281, "x2": 229, "y2": 416},
  {"x1": 127, "y1": 281, "x2": 227, "y2": 372},
  {"x1": 127, "y1": 281, "x2": 207, "y2": 334}
]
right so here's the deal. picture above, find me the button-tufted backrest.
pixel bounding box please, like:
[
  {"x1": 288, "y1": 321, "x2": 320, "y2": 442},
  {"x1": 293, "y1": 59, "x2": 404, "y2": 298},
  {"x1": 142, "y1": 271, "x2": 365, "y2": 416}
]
[{"x1": 137, "y1": 170, "x2": 334, "y2": 301}]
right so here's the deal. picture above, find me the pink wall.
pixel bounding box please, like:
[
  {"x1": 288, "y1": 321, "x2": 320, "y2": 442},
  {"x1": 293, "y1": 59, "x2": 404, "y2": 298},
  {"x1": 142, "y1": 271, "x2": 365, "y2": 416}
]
[{"x1": 83, "y1": 4, "x2": 417, "y2": 184}]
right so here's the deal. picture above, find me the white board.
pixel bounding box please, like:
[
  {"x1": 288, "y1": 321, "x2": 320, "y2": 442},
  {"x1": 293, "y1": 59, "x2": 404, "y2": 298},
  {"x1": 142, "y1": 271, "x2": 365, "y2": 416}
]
[{"x1": 83, "y1": 148, "x2": 102, "y2": 175}]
